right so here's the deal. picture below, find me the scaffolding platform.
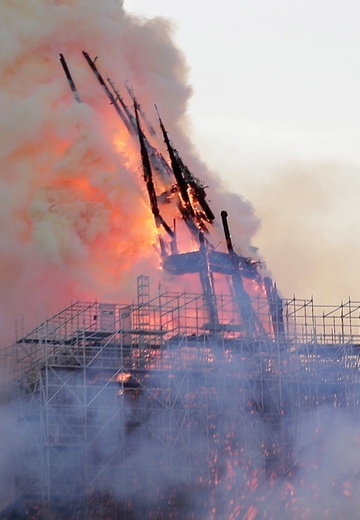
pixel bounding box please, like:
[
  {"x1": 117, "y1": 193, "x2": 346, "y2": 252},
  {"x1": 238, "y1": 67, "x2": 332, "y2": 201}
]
[{"x1": 5, "y1": 276, "x2": 360, "y2": 518}]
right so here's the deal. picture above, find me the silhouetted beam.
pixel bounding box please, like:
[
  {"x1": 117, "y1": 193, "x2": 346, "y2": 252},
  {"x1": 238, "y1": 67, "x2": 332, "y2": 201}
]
[
  {"x1": 82, "y1": 51, "x2": 132, "y2": 134},
  {"x1": 163, "y1": 250, "x2": 257, "y2": 278},
  {"x1": 125, "y1": 82, "x2": 156, "y2": 135},
  {"x1": 175, "y1": 153, "x2": 215, "y2": 223},
  {"x1": 107, "y1": 80, "x2": 173, "y2": 180},
  {"x1": 59, "y1": 53, "x2": 81, "y2": 103},
  {"x1": 156, "y1": 106, "x2": 214, "y2": 224},
  {"x1": 134, "y1": 103, "x2": 174, "y2": 249},
  {"x1": 156, "y1": 109, "x2": 195, "y2": 216},
  {"x1": 199, "y1": 232, "x2": 218, "y2": 328},
  {"x1": 264, "y1": 277, "x2": 285, "y2": 339},
  {"x1": 107, "y1": 77, "x2": 137, "y2": 135},
  {"x1": 221, "y1": 210, "x2": 266, "y2": 337},
  {"x1": 221, "y1": 210, "x2": 234, "y2": 253}
]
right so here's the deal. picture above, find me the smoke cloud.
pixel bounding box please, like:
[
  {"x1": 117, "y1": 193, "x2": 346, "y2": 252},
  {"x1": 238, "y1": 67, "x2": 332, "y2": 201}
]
[
  {"x1": 244, "y1": 160, "x2": 360, "y2": 302},
  {"x1": 0, "y1": 0, "x2": 260, "y2": 348}
]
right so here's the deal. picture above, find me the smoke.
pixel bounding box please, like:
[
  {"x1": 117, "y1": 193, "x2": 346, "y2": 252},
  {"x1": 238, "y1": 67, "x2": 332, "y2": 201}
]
[
  {"x1": 2, "y1": 2, "x2": 360, "y2": 518},
  {"x1": 0, "y1": 0, "x2": 261, "y2": 348},
  {"x1": 2, "y1": 340, "x2": 360, "y2": 518},
  {"x1": 269, "y1": 407, "x2": 360, "y2": 520},
  {"x1": 245, "y1": 160, "x2": 360, "y2": 302}
]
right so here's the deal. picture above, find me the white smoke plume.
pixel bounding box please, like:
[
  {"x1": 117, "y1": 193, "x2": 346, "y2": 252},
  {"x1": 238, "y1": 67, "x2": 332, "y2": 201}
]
[{"x1": 0, "y1": 0, "x2": 259, "y2": 348}]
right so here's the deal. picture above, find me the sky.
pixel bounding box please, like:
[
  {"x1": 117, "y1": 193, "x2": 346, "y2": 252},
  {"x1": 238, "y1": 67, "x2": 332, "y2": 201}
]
[{"x1": 125, "y1": 0, "x2": 360, "y2": 303}]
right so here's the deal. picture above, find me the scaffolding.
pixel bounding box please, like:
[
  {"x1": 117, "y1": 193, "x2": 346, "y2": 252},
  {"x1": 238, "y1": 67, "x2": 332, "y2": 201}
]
[{"x1": 7, "y1": 276, "x2": 360, "y2": 518}]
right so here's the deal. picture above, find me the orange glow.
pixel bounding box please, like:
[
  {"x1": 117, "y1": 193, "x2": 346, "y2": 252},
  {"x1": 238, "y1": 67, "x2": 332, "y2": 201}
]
[
  {"x1": 114, "y1": 372, "x2": 131, "y2": 383},
  {"x1": 342, "y1": 481, "x2": 352, "y2": 497},
  {"x1": 243, "y1": 505, "x2": 257, "y2": 520}
]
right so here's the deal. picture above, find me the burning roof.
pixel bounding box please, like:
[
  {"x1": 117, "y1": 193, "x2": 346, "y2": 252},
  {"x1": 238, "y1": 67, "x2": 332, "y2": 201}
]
[
  {"x1": 0, "y1": 1, "x2": 262, "y2": 349},
  {"x1": 58, "y1": 51, "x2": 282, "y2": 339}
]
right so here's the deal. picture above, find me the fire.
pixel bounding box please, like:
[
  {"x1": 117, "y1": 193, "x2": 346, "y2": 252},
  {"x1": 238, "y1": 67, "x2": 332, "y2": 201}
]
[
  {"x1": 0, "y1": 0, "x2": 267, "y2": 352},
  {"x1": 0, "y1": 3, "x2": 184, "y2": 344}
]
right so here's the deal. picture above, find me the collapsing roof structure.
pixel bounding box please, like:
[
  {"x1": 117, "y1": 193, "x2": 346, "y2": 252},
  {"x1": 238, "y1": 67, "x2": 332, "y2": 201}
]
[{"x1": 60, "y1": 51, "x2": 284, "y2": 340}]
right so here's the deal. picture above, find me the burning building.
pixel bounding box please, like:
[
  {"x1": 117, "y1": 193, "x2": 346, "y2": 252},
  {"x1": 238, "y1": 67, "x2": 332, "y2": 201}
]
[
  {"x1": 2, "y1": 3, "x2": 360, "y2": 519},
  {"x1": 2, "y1": 49, "x2": 360, "y2": 519}
]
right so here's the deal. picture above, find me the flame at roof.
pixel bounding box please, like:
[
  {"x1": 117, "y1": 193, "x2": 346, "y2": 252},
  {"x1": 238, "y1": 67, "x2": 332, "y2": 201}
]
[{"x1": 0, "y1": 0, "x2": 260, "y2": 347}]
